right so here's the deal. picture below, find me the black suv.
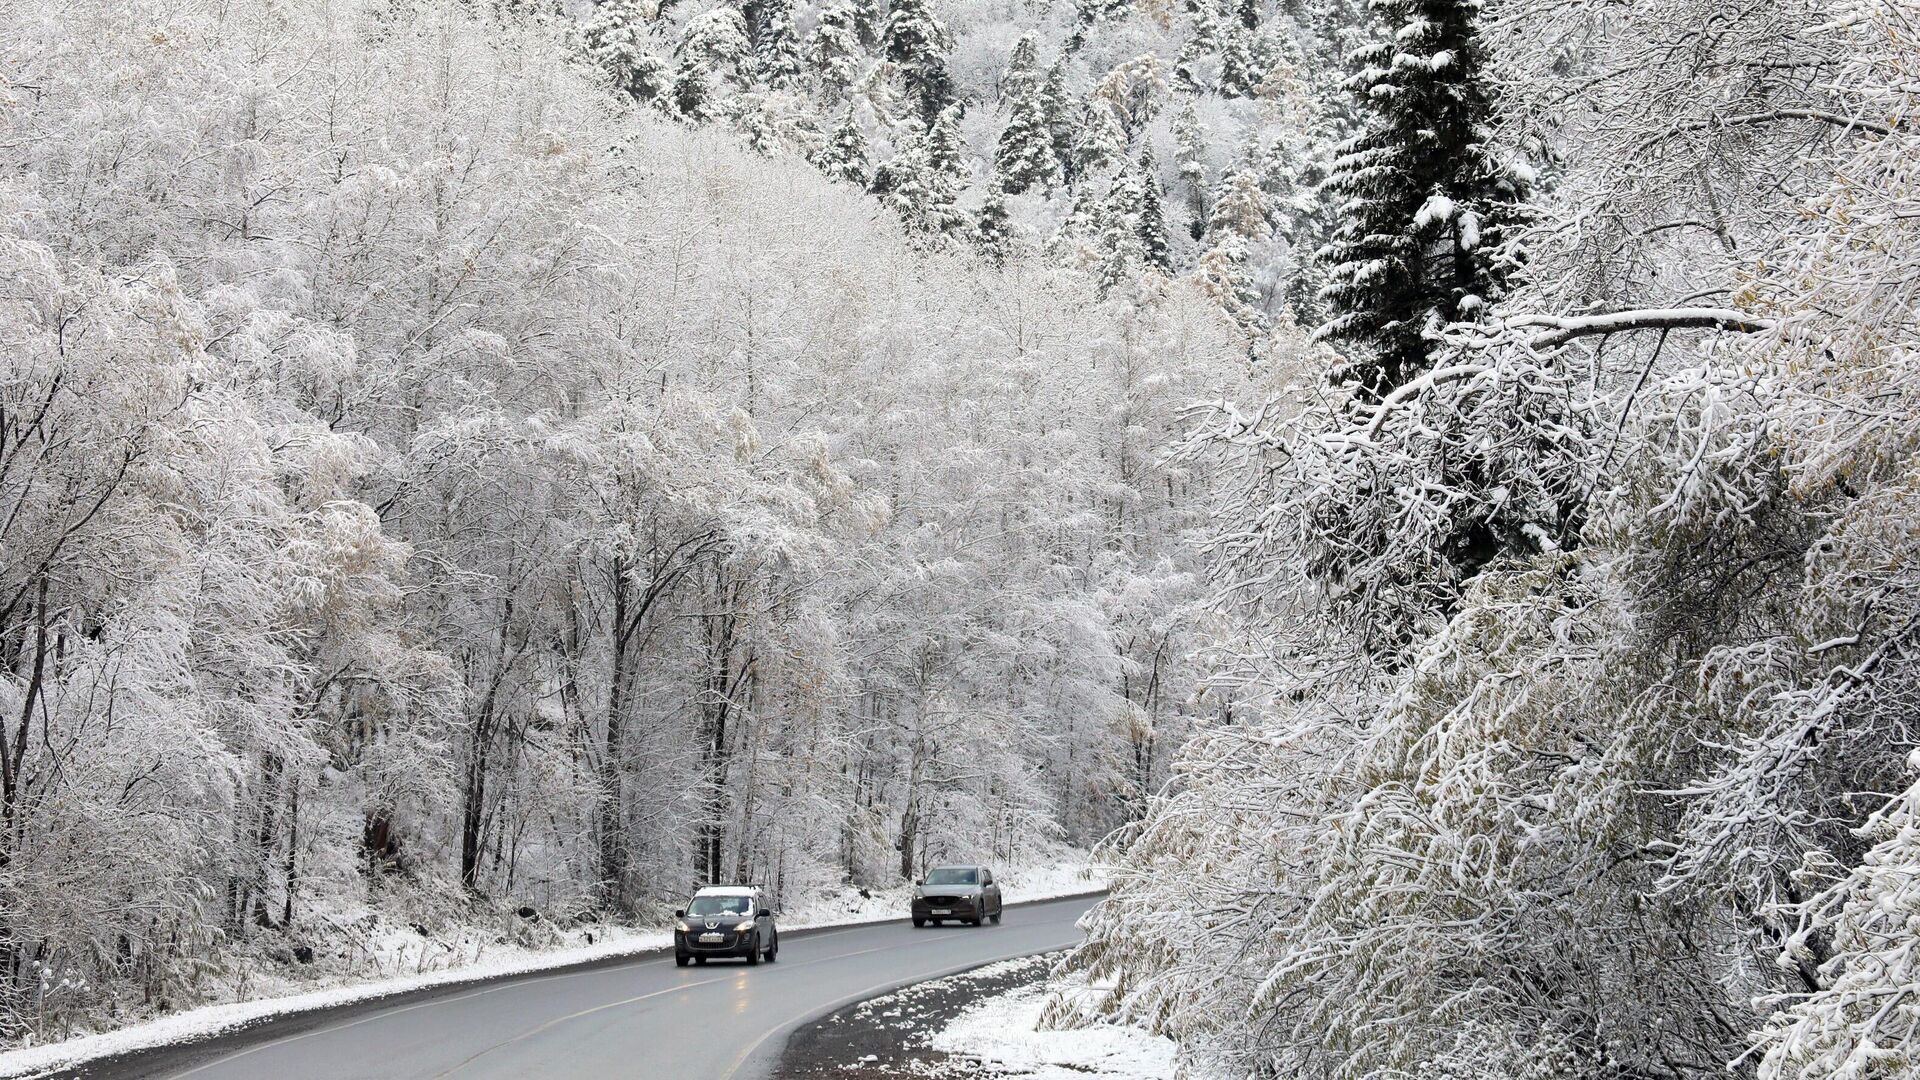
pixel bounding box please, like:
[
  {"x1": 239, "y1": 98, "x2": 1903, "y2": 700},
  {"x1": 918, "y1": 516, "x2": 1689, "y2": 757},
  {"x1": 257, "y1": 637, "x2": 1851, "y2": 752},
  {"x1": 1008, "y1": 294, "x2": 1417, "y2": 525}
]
[
  {"x1": 675, "y1": 886, "x2": 779, "y2": 966},
  {"x1": 911, "y1": 865, "x2": 1003, "y2": 927}
]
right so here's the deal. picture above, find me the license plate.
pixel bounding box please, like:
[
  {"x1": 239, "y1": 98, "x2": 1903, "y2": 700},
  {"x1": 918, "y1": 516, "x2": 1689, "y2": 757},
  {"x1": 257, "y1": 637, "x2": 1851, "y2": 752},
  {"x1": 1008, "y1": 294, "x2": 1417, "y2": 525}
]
[
  {"x1": 931, "y1": 908, "x2": 951, "y2": 915},
  {"x1": 699, "y1": 933, "x2": 723, "y2": 942}
]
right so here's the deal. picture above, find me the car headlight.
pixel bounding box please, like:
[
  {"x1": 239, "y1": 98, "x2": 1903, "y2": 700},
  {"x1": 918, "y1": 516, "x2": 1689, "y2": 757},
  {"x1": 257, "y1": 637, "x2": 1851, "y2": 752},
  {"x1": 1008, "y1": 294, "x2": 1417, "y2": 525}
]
[
  {"x1": 675, "y1": 920, "x2": 690, "y2": 933},
  {"x1": 733, "y1": 920, "x2": 756, "y2": 933}
]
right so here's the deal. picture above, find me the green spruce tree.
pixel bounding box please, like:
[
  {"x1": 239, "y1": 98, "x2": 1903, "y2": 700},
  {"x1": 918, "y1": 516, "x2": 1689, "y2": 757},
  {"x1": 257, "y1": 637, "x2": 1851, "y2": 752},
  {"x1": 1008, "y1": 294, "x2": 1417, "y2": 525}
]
[
  {"x1": 808, "y1": 4, "x2": 866, "y2": 97},
  {"x1": 1040, "y1": 60, "x2": 1078, "y2": 184},
  {"x1": 1217, "y1": 23, "x2": 1261, "y2": 97},
  {"x1": 882, "y1": 0, "x2": 955, "y2": 121},
  {"x1": 1096, "y1": 176, "x2": 1144, "y2": 297},
  {"x1": 975, "y1": 187, "x2": 1017, "y2": 263},
  {"x1": 1001, "y1": 33, "x2": 1042, "y2": 102},
  {"x1": 752, "y1": 0, "x2": 807, "y2": 89},
  {"x1": 994, "y1": 73, "x2": 1061, "y2": 193},
  {"x1": 1074, "y1": 100, "x2": 1127, "y2": 179},
  {"x1": 881, "y1": 106, "x2": 969, "y2": 237},
  {"x1": 578, "y1": 0, "x2": 671, "y2": 105},
  {"x1": 1315, "y1": 0, "x2": 1531, "y2": 396},
  {"x1": 814, "y1": 109, "x2": 872, "y2": 184},
  {"x1": 1132, "y1": 149, "x2": 1172, "y2": 271},
  {"x1": 1047, "y1": 183, "x2": 1104, "y2": 260},
  {"x1": 1172, "y1": 98, "x2": 1209, "y2": 238}
]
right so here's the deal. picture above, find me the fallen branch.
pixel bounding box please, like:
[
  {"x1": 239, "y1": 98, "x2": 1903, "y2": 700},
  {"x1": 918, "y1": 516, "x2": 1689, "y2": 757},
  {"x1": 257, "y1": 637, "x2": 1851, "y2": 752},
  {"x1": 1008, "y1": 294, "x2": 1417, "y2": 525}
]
[{"x1": 1511, "y1": 307, "x2": 1775, "y2": 349}]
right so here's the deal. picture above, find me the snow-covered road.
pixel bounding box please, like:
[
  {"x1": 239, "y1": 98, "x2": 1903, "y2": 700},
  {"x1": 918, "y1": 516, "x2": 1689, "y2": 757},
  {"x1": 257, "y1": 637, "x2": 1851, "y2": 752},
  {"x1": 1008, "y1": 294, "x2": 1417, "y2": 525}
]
[{"x1": 34, "y1": 895, "x2": 1101, "y2": 1080}]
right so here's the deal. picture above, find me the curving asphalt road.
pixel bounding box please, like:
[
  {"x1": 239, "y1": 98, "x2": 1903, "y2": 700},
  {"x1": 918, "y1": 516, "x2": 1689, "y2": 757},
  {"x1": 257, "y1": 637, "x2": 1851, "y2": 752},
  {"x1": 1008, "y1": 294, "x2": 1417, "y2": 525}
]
[{"x1": 48, "y1": 893, "x2": 1099, "y2": 1080}]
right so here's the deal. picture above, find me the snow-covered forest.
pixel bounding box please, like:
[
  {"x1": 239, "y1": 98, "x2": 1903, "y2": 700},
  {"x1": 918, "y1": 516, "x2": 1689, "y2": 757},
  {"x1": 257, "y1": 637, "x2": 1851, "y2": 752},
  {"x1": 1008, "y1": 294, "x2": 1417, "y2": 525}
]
[
  {"x1": 1057, "y1": 1, "x2": 1920, "y2": 1079},
  {"x1": 6, "y1": 0, "x2": 1920, "y2": 1072},
  {"x1": 0, "y1": 0, "x2": 1256, "y2": 1042}
]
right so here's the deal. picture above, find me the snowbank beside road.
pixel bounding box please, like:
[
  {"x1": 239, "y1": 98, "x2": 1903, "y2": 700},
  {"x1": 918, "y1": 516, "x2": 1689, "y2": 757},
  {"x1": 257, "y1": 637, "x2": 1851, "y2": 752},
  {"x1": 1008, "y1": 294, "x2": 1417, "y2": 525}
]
[
  {"x1": 0, "y1": 860, "x2": 1104, "y2": 1079},
  {"x1": 931, "y1": 975, "x2": 1180, "y2": 1080}
]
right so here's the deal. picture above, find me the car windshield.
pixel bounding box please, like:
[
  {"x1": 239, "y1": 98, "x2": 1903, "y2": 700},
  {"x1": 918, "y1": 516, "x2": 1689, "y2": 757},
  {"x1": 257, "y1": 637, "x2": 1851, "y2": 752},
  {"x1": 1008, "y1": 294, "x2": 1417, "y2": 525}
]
[
  {"x1": 687, "y1": 895, "x2": 752, "y2": 916},
  {"x1": 924, "y1": 868, "x2": 978, "y2": 885}
]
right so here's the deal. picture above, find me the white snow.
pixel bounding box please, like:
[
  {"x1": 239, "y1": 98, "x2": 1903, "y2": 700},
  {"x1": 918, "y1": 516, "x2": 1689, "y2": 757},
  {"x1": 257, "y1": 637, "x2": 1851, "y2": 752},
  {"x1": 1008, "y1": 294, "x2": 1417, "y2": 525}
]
[
  {"x1": 0, "y1": 859, "x2": 1104, "y2": 1080},
  {"x1": 931, "y1": 979, "x2": 1181, "y2": 1080},
  {"x1": 1414, "y1": 193, "x2": 1456, "y2": 228}
]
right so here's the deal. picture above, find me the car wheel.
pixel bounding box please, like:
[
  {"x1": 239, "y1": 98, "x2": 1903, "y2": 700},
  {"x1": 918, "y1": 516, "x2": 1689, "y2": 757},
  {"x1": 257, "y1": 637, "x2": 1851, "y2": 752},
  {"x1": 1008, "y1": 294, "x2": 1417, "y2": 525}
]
[
  {"x1": 746, "y1": 936, "x2": 761, "y2": 965},
  {"x1": 913, "y1": 917, "x2": 925, "y2": 928},
  {"x1": 990, "y1": 910, "x2": 1002, "y2": 925},
  {"x1": 676, "y1": 954, "x2": 690, "y2": 968},
  {"x1": 765, "y1": 935, "x2": 778, "y2": 962},
  {"x1": 970, "y1": 913, "x2": 983, "y2": 926}
]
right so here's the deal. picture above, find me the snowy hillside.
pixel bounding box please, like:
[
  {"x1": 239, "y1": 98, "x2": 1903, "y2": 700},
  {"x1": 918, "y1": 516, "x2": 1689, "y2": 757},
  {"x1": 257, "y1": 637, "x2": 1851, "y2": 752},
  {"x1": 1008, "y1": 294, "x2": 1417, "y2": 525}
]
[
  {"x1": 6, "y1": 0, "x2": 1920, "y2": 1075},
  {"x1": 0, "y1": 0, "x2": 1244, "y2": 1046}
]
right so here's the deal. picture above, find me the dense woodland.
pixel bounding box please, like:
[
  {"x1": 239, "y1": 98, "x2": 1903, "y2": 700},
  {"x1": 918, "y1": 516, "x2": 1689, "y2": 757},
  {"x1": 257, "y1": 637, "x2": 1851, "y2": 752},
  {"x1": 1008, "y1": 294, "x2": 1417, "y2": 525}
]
[
  {"x1": 5, "y1": 0, "x2": 1920, "y2": 1074},
  {"x1": 0, "y1": 0, "x2": 1255, "y2": 1041},
  {"x1": 1059, "y1": 2, "x2": 1920, "y2": 1080}
]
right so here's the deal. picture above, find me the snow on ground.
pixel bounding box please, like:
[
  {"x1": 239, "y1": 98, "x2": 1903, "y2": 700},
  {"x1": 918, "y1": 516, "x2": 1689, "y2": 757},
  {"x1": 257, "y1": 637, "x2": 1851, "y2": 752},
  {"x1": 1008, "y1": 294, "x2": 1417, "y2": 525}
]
[
  {"x1": 929, "y1": 968, "x2": 1180, "y2": 1080},
  {"x1": 0, "y1": 859, "x2": 1105, "y2": 1079}
]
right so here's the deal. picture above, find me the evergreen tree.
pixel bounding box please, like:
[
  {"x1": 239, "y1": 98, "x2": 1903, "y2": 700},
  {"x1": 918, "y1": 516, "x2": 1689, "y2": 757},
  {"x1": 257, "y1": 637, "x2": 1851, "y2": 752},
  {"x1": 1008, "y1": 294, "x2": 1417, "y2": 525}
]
[
  {"x1": 1314, "y1": 0, "x2": 1530, "y2": 397},
  {"x1": 1040, "y1": 60, "x2": 1077, "y2": 184},
  {"x1": 1096, "y1": 176, "x2": 1145, "y2": 296},
  {"x1": 1076, "y1": 0, "x2": 1132, "y2": 28},
  {"x1": 881, "y1": 107, "x2": 969, "y2": 237},
  {"x1": 975, "y1": 187, "x2": 1017, "y2": 263},
  {"x1": 1074, "y1": 100, "x2": 1127, "y2": 178},
  {"x1": 924, "y1": 101, "x2": 967, "y2": 185},
  {"x1": 1132, "y1": 150, "x2": 1172, "y2": 270},
  {"x1": 1048, "y1": 184, "x2": 1104, "y2": 260},
  {"x1": 1217, "y1": 23, "x2": 1262, "y2": 97},
  {"x1": 752, "y1": 0, "x2": 807, "y2": 89},
  {"x1": 680, "y1": 6, "x2": 751, "y2": 68},
  {"x1": 1172, "y1": 98, "x2": 1209, "y2": 238},
  {"x1": 814, "y1": 109, "x2": 871, "y2": 185},
  {"x1": 882, "y1": 0, "x2": 955, "y2": 121},
  {"x1": 1173, "y1": 0, "x2": 1221, "y2": 91},
  {"x1": 1001, "y1": 33, "x2": 1042, "y2": 103},
  {"x1": 994, "y1": 77, "x2": 1061, "y2": 193},
  {"x1": 808, "y1": 3, "x2": 866, "y2": 98},
  {"x1": 578, "y1": 0, "x2": 671, "y2": 105},
  {"x1": 670, "y1": 63, "x2": 714, "y2": 119}
]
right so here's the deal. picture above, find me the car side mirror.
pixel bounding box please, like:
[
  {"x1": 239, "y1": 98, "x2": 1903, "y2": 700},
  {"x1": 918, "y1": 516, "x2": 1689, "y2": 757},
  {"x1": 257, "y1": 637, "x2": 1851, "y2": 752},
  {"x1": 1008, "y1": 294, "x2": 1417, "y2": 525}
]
[
  {"x1": 758, "y1": 908, "x2": 772, "y2": 918},
  {"x1": 674, "y1": 909, "x2": 686, "y2": 918}
]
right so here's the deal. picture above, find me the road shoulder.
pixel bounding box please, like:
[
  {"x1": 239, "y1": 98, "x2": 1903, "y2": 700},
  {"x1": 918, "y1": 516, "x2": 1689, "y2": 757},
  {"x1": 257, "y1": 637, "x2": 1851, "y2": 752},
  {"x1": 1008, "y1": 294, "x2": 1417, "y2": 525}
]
[
  {"x1": 770, "y1": 950, "x2": 1179, "y2": 1080},
  {"x1": 770, "y1": 954, "x2": 1059, "y2": 1080}
]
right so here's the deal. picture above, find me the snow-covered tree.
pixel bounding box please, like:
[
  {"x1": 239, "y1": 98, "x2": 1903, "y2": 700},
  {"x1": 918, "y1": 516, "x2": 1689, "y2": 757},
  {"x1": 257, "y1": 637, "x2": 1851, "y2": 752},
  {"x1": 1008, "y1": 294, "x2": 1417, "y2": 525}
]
[
  {"x1": 1132, "y1": 150, "x2": 1172, "y2": 271},
  {"x1": 881, "y1": 0, "x2": 954, "y2": 120},
  {"x1": 751, "y1": 0, "x2": 806, "y2": 88},
  {"x1": 807, "y1": 2, "x2": 867, "y2": 97},
  {"x1": 815, "y1": 108, "x2": 872, "y2": 183},
  {"x1": 994, "y1": 80, "x2": 1062, "y2": 193},
  {"x1": 1314, "y1": 0, "x2": 1529, "y2": 396},
  {"x1": 0, "y1": 0, "x2": 1251, "y2": 1039}
]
